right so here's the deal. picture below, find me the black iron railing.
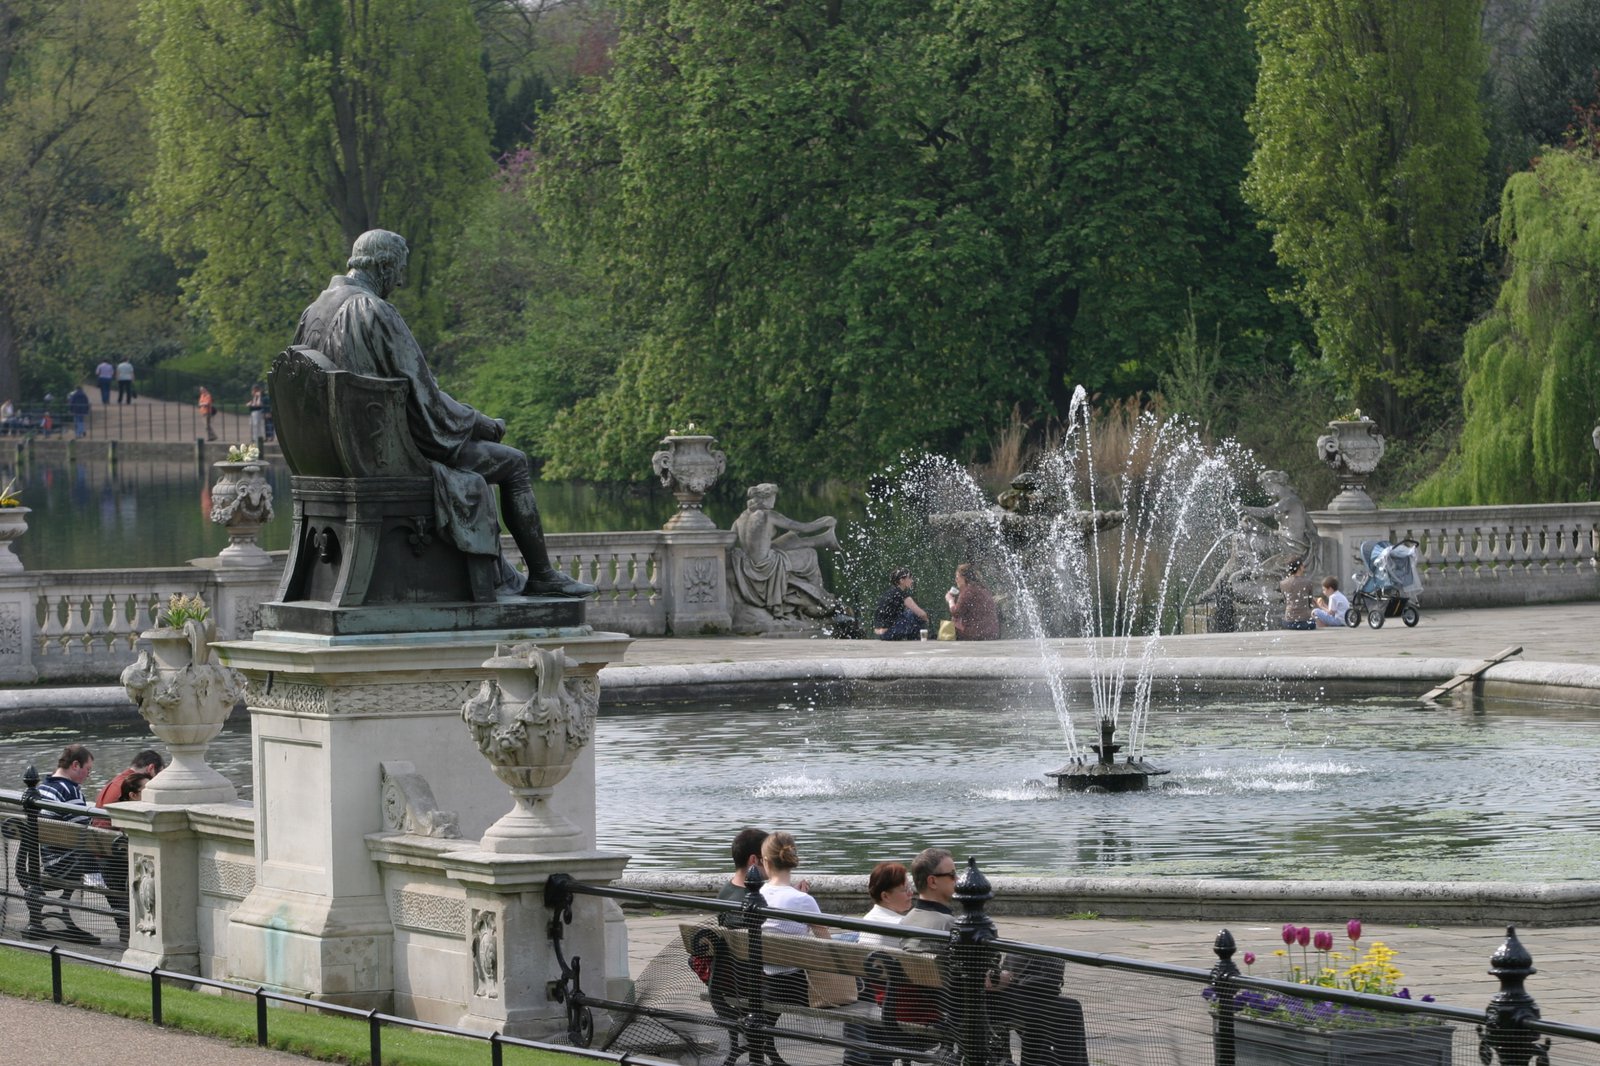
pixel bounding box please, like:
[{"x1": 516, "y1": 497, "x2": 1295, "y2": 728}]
[
  {"x1": 0, "y1": 936, "x2": 676, "y2": 1066},
  {"x1": 549, "y1": 860, "x2": 1593, "y2": 1066}
]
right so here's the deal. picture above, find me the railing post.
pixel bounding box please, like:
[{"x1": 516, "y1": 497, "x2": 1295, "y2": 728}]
[
  {"x1": 256, "y1": 986, "x2": 269, "y2": 1045},
  {"x1": 20, "y1": 765, "x2": 45, "y2": 932},
  {"x1": 1479, "y1": 926, "x2": 1551, "y2": 1066},
  {"x1": 49, "y1": 945, "x2": 62, "y2": 1003},
  {"x1": 150, "y1": 965, "x2": 163, "y2": 1026},
  {"x1": 1210, "y1": 930, "x2": 1239, "y2": 1066},
  {"x1": 738, "y1": 863, "x2": 774, "y2": 1063},
  {"x1": 949, "y1": 858, "x2": 997, "y2": 1066}
]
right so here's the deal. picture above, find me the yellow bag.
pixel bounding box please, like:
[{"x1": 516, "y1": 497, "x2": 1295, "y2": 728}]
[{"x1": 937, "y1": 619, "x2": 957, "y2": 641}]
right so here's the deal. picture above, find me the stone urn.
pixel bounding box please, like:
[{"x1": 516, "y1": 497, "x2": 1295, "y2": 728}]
[
  {"x1": 651, "y1": 433, "x2": 726, "y2": 531},
  {"x1": 0, "y1": 506, "x2": 28, "y2": 573},
  {"x1": 461, "y1": 643, "x2": 597, "y2": 853},
  {"x1": 1316, "y1": 417, "x2": 1385, "y2": 511},
  {"x1": 119, "y1": 617, "x2": 245, "y2": 804},
  {"x1": 209, "y1": 460, "x2": 275, "y2": 566}
]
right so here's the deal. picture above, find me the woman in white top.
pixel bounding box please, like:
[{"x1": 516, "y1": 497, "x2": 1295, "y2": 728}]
[
  {"x1": 857, "y1": 861, "x2": 916, "y2": 948},
  {"x1": 758, "y1": 831, "x2": 832, "y2": 1001}
]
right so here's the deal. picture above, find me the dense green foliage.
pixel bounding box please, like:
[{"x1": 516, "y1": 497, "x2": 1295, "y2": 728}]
[
  {"x1": 1244, "y1": 0, "x2": 1488, "y2": 435},
  {"x1": 526, "y1": 0, "x2": 1295, "y2": 481},
  {"x1": 1488, "y1": 0, "x2": 1600, "y2": 175},
  {"x1": 0, "y1": 0, "x2": 183, "y2": 403},
  {"x1": 138, "y1": 0, "x2": 492, "y2": 365},
  {"x1": 1413, "y1": 149, "x2": 1600, "y2": 504}
]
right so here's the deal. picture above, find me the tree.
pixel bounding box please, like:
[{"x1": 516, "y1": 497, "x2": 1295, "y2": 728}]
[
  {"x1": 527, "y1": 0, "x2": 1292, "y2": 482},
  {"x1": 139, "y1": 0, "x2": 492, "y2": 367},
  {"x1": 1244, "y1": 0, "x2": 1488, "y2": 434},
  {"x1": 0, "y1": 0, "x2": 179, "y2": 403},
  {"x1": 1490, "y1": 0, "x2": 1600, "y2": 175},
  {"x1": 1414, "y1": 148, "x2": 1600, "y2": 504}
]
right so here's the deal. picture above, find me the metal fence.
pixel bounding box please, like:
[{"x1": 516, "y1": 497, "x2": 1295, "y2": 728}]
[
  {"x1": 0, "y1": 937, "x2": 679, "y2": 1066},
  {"x1": 547, "y1": 861, "x2": 1594, "y2": 1066}
]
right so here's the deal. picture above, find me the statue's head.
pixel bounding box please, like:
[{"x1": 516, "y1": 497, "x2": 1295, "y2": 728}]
[
  {"x1": 748, "y1": 483, "x2": 778, "y2": 509},
  {"x1": 348, "y1": 229, "x2": 409, "y2": 297}
]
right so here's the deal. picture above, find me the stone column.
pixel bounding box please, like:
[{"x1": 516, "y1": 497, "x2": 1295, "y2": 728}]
[
  {"x1": 659, "y1": 527, "x2": 735, "y2": 634},
  {"x1": 0, "y1": 573, "x2": 38, "y2": 683},
  {"x1": 111, "y1": 805, "x2": 203, "y2": 974},
  {"x1": 212, "y1": 627, "x2": 630, "y2": 1010},
  {"x1": 448, "y1": 851, "x2": 628, "y2": 1040}
]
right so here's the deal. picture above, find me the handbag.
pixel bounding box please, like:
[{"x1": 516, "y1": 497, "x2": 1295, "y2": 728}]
[
  {"x1": 807, "y1": 967, "x2": 860, "y2": 1008},
  {"x1": 937, "y1": 619, "x2": 957, "y2": 641}
]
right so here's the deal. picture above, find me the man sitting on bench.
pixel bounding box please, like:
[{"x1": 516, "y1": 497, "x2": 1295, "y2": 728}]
[{"x1": 31, "y1": 744, "x2": 126, "y2": 943}]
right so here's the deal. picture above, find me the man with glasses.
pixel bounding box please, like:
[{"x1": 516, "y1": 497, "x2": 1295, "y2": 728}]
[
  {"x1": 901, "y1": 847, "x2": 1087, "y2": 1066},
  {"x1": 901, "y1": 848, "x2": 958, "y2": 937}
]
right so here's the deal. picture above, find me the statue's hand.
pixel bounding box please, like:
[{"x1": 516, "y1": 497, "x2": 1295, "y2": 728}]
[{"x1": 476, "y1": 414, "x2": 506, "y2": 442}]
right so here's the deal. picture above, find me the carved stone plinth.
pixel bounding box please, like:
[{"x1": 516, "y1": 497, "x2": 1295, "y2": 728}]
[{"x1": 212, "y1": 626, "x2": 629, "y2": 1009}]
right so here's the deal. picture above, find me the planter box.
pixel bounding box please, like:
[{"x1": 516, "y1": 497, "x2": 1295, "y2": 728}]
[{"x1": 1218, "y1": 1014, "x2": 1453, "y2": 1066}]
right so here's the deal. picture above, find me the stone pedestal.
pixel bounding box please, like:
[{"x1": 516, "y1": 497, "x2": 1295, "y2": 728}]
[
  {"x1": 1308, "y1": 509, "x2": 1392, "y2": 589},
  {"x1": 660, "y1": 528, "x2": 736, "y2": 634},
  {"x1": 111, "y1": 805, "x2": 205, "y2": 974},
  {"x1": 212, "y1": 625, "x2": 630, "y2": 1009},
  {"x1": 0, "y1": 573, "x2": 38, "y2": 683}
]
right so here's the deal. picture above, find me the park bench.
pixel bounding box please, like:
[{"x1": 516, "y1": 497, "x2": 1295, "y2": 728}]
[
  {"x1": 680, "y1": 921, "x2": 951, "y2": 1066},
  {"x1": 2, "y1": 813, "x2": 126, "y2": 935}
]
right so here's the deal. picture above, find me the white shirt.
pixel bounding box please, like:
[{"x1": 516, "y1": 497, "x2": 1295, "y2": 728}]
[
  {"x1": 1326, "y1": 589, "x2": 1350, "y2": 616},
  {"x1": 857, "y1": 903, "x2": 905, "y2": 948}
]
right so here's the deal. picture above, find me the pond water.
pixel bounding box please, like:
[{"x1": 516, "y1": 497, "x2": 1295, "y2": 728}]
[
  {"x1": 1, "y1": 457, "x2": 863, "y2": 571},
  {"x1": 3, "y1": 684, "x2": 1595, "y2": 882}
]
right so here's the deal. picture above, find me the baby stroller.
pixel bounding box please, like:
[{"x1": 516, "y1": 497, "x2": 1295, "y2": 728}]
[{"x1": 1346, "y1": 539, "x2": 1423, "y2": 628}]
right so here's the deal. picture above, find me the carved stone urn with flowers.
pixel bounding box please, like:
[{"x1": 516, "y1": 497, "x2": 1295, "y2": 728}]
[
  {"x1": 120, "y1": 594, "x2": 245, "y2": 804},
  {"x1": 0, "y1": 475, "x2": 29, "y2": 573},
  {"x1": 651, "y1": 426, "x2": 726, "y2": 531},
  {"x1": 461, "y1": 643, "x2": 598, "y2": 853},
  {"x1": 1315, "y1": 412, "x2": 1385, "y2": 512},
  {"x1": 209, "y1": 443, "x2": 275, "y2": 566}
]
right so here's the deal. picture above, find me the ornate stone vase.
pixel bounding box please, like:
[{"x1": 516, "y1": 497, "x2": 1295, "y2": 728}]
[
  {"x1": 461, "y1": 644, "x2": 597, "y2": 853},
  {"x1": 0, "y1": 506, "x2": 29, "y2": 573},
  {"x1": 1316, "y1": 418, "x2": 1385, "y2": 512},
  {"x1": 651, "y1": 434, "x2": 727, "y2": 531},
  {"x1": 1222, "y1": 1015, "x2": 1452, "y2": 1066},
  {"x1": 120, "y1": 617, "x2": 245, "y2": 804},
  {"x1": 209, "y1": 460, "x2": 275, "y2": 566}
]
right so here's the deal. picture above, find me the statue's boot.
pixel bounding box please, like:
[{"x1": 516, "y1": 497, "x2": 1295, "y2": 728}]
[{"x1": 504, "y1": 477, "x2": 597, "y2": 597}]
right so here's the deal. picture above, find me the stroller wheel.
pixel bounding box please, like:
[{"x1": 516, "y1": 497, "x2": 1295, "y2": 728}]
[
  {"x1": 1367, "y1": 607, "x2": 1385, "y2": 629},
  {"x1": 1401, "y1": 604, "x2": 1420, "y2": 627},
  {"x1": 1343, "y1": 607, "x2": 1361, "y2": 628}
]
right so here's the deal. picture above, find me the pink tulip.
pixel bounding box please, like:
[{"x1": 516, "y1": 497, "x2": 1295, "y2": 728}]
[
  {"x1": 1243, "y1": 952, "x2": 1256, "y2": 966},
  {"x1": 1295, "y1": 926, "x2": 1311, "y2": 947},
  {"x1": 1281, "y1": 923, "x2": 1297, "y2": 945},
  {"x1": 1313, "y1": 931, "x2": 1333, "y2": 951},
  {"x1": 1347, "y1": 919, "x2": 1362, "y2": 942}
]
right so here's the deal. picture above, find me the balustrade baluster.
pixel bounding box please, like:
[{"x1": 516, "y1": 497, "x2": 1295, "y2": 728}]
[
  {"x1": 61, "y1": 593, "x2": 92, "y2": 656},
  {"x1": 35, "y1": 592, "x2": 65, "y2": 658},
  {"x1": 646, "y1": 552, "x2": 661, "y2": 605}
]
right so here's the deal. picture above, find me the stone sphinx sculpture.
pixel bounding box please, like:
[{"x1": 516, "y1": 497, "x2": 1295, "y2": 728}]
[{"x1": 727, "y1": 483, "x2": 839, "y2": 632}]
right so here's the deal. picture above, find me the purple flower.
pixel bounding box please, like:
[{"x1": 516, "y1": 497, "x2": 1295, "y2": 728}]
[
  {"x1": 1282, "y1": 923, "x2": 1298, "y2": 945},
  {"x1": 1347, "y1": 919, "x2": 1363, "y2": 942},
  {"x1": 1295, "y1": 926, "x2": 1311, "y2": 947},
  {"x1": 1313, "y1": 930, "x2": 1333, "y2": 951},
  {"x1": 1243, "y1": 952, "x2": 1256, "y2": 966}
]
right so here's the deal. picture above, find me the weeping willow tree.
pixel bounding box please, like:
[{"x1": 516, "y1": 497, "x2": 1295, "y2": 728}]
[{"x1": 1414, "y1": 148, "x2": 1600, "y2": 504}]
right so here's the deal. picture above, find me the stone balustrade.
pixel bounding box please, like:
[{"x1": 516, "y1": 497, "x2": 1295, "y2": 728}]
[{"x1": 1311, "y1": 502, "x2": 1600, "y2": 608}]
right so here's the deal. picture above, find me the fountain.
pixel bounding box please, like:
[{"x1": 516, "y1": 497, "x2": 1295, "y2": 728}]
[{"x1": 850, "y1": 386, "x2": 1255, "y2": 791}]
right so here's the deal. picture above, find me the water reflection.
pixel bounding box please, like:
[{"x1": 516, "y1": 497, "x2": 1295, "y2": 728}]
[
  {"x1": 4, "y1": 457, "x2": 865, "y2": 571},
  {"x1": 3, "y1": 689, "x2": 1593, "y2": 882}
]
